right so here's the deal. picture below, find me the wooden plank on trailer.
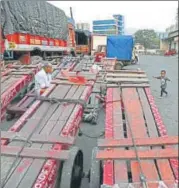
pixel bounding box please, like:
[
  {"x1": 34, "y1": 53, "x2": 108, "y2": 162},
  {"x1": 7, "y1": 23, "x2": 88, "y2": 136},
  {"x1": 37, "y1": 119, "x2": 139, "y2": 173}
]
[
  {"x1": 138, "y1": 88, "x2": 175, "y2": 181},
  {"x1": 1, "y1": 77, "x2": 20, "y2": 93},
  {"x1": 98, "y1": 136, "x2": 178, "y2": 147},
  {"x1": 106, "y1": 77, "x2": 149, "y2": 83},
  {"x1": 100, "y1": 70, "x2": 145, "y2": 74},
  {"x1": 1, "y1": 131, "x2": 75, "y2": 145},
  {"x1": 1, "y1": 76, "x2": 10, "y2": 83},
  {"x1": 10, "y1": 71, "x2": 34, "y2": 75},
  {"x1": 16, "y1": 84, "x2": 85, "y2": 187},
  {"x1": 107, "y1": 70, "x2": 145, "y2": 74},
  {"x1": 1, "y1": 146, "x2": 69, "y2": 160},
  {"x1": 57, "y1": 74, "x2": 96, "y2": 81},
  {"x1": 51, "y1": 79, "x2": 87, "y2": 85},
  {"x1": 96, "y1": 148, "x2": 178, "y2": 160},
  {"x1": 117, "y1": 181, "x2": 177, "y2": 187},
  {"x1": 106, "y1": 83, "x2": 150, "y2": 88},
  {"x1": 122, "y1": 88, "x2": 159, "y2": 182},
  {"x1": 106, "y1": 73, "x2": 147, "y2": 78},
  {"x1": 120, "y1": 83, "x2": 150, "y2": 88},
  {"x1": 1, "y1": 86, "x2": 71, "y2": 187},
  {"x1": 112, "y1": 88, "x2": 128, "y2": 183},
  {"x1": 9, "y1": 86, "x2": 72, "y2": 188}
]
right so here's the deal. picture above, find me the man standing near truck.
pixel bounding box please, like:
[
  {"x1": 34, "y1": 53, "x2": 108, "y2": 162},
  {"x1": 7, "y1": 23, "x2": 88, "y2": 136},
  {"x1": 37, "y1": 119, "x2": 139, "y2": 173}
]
[{"x1": 35, "y1": 62, "x2": 53, "y2": 96}]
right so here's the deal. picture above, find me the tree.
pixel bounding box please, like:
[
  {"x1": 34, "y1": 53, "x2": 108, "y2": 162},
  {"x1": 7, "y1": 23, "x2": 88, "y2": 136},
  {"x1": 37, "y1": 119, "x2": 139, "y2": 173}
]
[{"x1": 134, "y1": 29, "x2": 160, "y2": 49}]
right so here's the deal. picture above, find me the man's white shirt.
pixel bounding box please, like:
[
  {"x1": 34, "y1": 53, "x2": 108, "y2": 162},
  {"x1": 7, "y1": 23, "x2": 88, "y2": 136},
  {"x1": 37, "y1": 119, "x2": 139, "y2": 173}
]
[{"x1": 35, "y1": 69, "x2": 52, "y2": 95}]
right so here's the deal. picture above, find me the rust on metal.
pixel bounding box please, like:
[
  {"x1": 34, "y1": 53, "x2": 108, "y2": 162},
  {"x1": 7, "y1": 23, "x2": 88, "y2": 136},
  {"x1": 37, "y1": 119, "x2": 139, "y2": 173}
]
[
  {"x1": 98, "y1": 136, "x2": 179, "y2": 147},
  {"x1": 96, "y1": 148, "x2": 178, "y2": 160}
]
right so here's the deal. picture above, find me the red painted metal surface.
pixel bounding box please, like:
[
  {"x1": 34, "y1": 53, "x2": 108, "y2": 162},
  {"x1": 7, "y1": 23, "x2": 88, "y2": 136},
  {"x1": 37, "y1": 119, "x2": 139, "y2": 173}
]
[
  {"x1": 103, "y1": 88, "x2": 114, "y2": 186},
  {"x1": 1, "y1": 60, "x2": 93, "y2": 187},
  {"x1": 98, "y1": 136, "x2": 179, "y2": 147},
  {"x1": 102, "y1": 86, "x2": 178, "y2": 187},
  {"x1": 1, "y1": 84, "x2": 56, "y2": 145},
  {"x1": 1, "y1": 66, "x2": 39, "y2": 120},
  {"x1": 33, "y1": 82, "x2": 94, "y2": 188},
  {"x1": 97, "y1": 148, "x2": 178, "y2": 160},
  {"x1": 145, "y1": 88, "x2": 179, "y2": 181}
]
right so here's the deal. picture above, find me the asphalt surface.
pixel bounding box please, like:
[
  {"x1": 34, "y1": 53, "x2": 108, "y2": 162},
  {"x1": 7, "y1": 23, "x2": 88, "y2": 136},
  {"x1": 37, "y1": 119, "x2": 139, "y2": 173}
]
[{"x1": 1, "y1": 55, "x2": 178, "y2": 188}]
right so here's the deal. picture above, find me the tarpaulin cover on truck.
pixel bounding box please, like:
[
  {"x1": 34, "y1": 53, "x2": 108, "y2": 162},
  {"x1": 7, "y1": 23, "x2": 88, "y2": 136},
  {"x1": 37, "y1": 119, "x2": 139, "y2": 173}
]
[
  {"x1": 107, "y1": 35, "x2": 134, "y2": 61},
  {"x1": 0, "y1": 1, "x2": 68, "y2": 40}
]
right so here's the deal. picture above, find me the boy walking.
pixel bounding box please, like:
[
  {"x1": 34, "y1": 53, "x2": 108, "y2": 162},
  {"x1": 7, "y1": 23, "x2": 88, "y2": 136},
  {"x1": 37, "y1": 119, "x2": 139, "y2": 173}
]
[{"x1": 153, "y1": 70, "x2": 171, "y2": 97}]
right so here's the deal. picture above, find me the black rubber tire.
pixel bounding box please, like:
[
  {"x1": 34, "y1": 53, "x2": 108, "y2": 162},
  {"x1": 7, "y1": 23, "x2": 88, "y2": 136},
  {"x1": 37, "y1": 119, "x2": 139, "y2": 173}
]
[
  {"x1": 59, "y1": 146, "x2": 83, "y2": 188},
  {"x1": 89, "y1": 147, "x2": 102, "y2": 188},
  {"x1": 6, "y1": 113, "x2": 15, "y2": 121}
]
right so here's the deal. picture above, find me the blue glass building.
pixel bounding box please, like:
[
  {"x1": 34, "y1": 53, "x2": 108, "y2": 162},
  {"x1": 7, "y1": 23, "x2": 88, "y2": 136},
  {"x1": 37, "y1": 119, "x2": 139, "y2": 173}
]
[{"x1": 93, "y1": 14, "x2": 124, "y2": 35}]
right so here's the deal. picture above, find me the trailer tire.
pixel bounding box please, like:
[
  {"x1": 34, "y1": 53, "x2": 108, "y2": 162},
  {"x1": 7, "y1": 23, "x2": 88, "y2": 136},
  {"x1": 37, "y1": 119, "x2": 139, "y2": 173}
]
[
  {"x1": 6, "y1": 113, "x2": 15, "y2": 121},
  {"x1": 89, "y1": 147, "x2": 102, "y2": 188},
  {"x1": 59, "y1": 146, "x2": 83, "y2": 188}
]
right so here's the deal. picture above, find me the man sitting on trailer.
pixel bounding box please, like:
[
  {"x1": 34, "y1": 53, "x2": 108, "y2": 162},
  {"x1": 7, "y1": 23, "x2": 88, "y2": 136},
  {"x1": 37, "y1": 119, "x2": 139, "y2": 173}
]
[{"x1": 35, "y1": 62, "x2": 53, "y2": 96}]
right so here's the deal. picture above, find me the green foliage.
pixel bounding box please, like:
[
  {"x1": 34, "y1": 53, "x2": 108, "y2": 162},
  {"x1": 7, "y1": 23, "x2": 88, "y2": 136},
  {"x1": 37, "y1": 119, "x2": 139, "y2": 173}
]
[{"x1": 134, "y1": 29, "x2": 160, "y2": 49}]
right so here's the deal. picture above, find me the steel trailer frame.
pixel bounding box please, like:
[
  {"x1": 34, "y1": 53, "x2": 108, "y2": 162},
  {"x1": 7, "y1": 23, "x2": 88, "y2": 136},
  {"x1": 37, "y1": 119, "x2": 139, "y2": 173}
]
[
  {"x1": 1, "y1": 58, "x2": 97, "y2": 188},
  {"x1": 89, "y1": 70, "x2": 178, "y2": 188},
  {"x1": 5, "y1": 57, "x2": 78, "y2": 120},
  {"x1": 1, "y1": 63, "x2": 40, "y2": 120}
]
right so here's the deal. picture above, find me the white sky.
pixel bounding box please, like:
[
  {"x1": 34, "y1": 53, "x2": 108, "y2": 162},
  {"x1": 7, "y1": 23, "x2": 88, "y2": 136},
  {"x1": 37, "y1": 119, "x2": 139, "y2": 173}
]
[{"x1": 49, "y1": 1, "x2": 178, "y2": 33}]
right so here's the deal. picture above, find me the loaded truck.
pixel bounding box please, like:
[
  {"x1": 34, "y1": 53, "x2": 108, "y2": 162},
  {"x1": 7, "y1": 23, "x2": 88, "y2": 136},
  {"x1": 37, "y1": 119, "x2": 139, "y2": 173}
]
[
  {"x1": 1, "y1": 1, "x2": 76, "y2": 63},
  {"x1": 92, "y1": 35, "x2": 135, "y2": 64},
  {"x1": 75, "y1": 30, "x2": 91, "y2": 55}
]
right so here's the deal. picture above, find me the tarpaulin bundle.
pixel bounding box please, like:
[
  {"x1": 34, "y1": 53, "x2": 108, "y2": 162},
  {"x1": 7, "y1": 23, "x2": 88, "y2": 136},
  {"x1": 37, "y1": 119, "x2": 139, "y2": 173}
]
[{"x1": 0, "y1": 1, "x2": 68, "y2": 40}]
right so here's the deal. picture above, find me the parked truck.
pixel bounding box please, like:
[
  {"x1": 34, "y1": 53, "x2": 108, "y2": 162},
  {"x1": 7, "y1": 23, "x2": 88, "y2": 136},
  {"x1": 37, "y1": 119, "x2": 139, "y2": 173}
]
[
  {"x1": 75, "y1": 30, "x2": 91, "y2": 55},
  {"x1": 91, "y1": 34, "x2": 107, "y2": 55},
  {"x1": 92, "y1": 35, "x2": 134, "y2": 63},
  {"x1": 1, "y1": 1, "x2": 76, "y2": 63}
]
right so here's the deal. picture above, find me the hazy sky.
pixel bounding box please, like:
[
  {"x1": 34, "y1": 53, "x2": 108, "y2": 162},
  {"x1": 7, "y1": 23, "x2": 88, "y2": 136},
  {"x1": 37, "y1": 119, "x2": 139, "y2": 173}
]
[{"x1": 49, "y1": 1, "x2": 178, "y2": 33}]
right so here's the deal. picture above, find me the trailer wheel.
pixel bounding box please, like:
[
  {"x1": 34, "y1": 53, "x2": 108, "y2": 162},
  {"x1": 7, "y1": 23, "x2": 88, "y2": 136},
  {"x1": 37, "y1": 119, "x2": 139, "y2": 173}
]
[
  {"x1": 89, "y1": 147, "x2": 102, "y2": 188},
  {"x1": 6, "y1": 113, "x2": 15, "y2": 121},
  {"x1": 59, "y1": 146, "x2": 83, "y2": 188}
]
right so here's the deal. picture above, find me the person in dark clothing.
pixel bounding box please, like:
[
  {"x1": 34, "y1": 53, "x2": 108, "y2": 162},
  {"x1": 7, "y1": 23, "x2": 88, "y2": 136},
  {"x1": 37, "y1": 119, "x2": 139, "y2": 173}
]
[{"x1": 153, "y1": 70, "x2": 171, "y2": 97}]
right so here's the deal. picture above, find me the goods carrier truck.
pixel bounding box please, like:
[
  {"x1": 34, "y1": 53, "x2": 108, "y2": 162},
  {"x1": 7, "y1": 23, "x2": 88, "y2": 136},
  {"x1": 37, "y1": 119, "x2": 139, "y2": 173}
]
[{"x1": 0, "y1": 1, "x2": 76, "y2": 63}]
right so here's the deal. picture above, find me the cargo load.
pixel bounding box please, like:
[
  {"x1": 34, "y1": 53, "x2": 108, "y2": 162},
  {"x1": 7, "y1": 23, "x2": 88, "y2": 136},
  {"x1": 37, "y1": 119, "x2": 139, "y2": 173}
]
[
  {"x1": 107, "y1": 35, "x2": 134, "y2": 61},
  {"x1": 1, "y1": 1, "x2": 68, "y2": 40}
]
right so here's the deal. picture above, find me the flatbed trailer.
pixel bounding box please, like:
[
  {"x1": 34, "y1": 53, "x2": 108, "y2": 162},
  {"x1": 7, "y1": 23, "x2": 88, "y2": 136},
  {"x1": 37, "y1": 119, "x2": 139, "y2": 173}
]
[
  {"x1": 1, "y1": 59, "x2": 97, "y2": 188},
  {"x1": 89, "y1": 70, "x2": 178, "y2": 188},
  {"x1": 1, "y1": 62, "x2": 41, "y2": 120},
  {"x1": 5, "y1": 56, "x2": 79, "y2": 120}
]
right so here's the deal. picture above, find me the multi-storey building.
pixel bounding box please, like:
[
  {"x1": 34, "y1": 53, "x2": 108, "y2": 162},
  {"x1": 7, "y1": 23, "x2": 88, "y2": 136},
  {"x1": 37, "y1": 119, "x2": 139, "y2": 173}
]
[
  {"x1": 76, "y1": 23, "x2": 90, "y2": 31},
  {"x1": 92, "y1": 14, "x2": 124, "y2": 35}
]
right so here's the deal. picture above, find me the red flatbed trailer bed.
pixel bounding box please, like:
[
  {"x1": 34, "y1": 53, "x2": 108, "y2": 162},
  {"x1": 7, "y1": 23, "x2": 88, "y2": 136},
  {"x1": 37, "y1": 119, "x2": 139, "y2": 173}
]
[
  {"x1": 89, "y1": 70, "x2": 178, "y2": 188},
  {"x1": 1, "y1": 63, "x2": 40, "y2": 120},
  {"x1": 1, "y1": 59, "x2": 97, "y2": 188},
  {"x1": 5, "y1": 57, "x2": 79, "y2": 120}
]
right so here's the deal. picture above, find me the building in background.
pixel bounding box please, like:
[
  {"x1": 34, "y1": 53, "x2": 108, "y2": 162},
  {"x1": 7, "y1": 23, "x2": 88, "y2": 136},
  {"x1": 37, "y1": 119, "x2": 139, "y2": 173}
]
[
  {"x1": 76, "y1": 23, "x2": 90, "y2": 31},
  {"x1": 160, "y1": 8, "x2": 178, "y2": 53},
  {"x1": 92, "y1": 14, "x2": 124, "y2": 35}
]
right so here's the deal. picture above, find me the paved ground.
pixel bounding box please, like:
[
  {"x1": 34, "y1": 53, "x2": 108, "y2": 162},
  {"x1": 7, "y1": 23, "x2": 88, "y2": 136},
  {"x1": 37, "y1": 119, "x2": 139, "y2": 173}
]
[{"x1": 1, "y1": 55, "x2": 178, "y2": 187}]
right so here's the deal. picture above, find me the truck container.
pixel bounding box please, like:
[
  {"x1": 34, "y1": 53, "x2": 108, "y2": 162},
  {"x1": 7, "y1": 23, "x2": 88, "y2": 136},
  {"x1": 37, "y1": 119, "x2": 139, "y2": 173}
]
[{"x1": 91, "y1": 34, "x2": 107, "y2": 55}]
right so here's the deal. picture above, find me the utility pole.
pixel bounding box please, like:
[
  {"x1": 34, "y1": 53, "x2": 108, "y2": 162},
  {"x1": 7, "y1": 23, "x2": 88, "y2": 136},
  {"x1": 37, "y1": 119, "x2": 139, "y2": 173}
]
[{"x1": 70, "y1": 7, "x2": 73, "y2": 19}]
